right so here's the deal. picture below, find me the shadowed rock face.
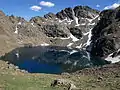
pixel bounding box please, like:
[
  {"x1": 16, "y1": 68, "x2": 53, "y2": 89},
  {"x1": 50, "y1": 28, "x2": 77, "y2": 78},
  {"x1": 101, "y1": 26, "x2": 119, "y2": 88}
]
[
  {"x1": 44, "y1": 12, "x2": 57, "y2": 20},
  {"x1": 74, "y1": 6, "x2": 99, "y2": 19},
  {"x1": 56, "y1": 6, "x2": 99, "y2": 20},
  {"x1": 42, "y1": 24, "x2": 68, "y2": 38},
  {"x1": 90, "y1": 7, "x2": 120, "y2": 59},
  {"x1": 69, "y1": 27, "x2": 82, "y2": 39},
  {"x1": 56, "y1": 7, "x2": 74, "y2": 20}
]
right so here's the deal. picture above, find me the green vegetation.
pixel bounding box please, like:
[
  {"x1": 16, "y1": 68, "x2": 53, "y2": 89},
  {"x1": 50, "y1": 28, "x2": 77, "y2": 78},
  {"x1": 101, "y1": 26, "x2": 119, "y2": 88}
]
[{"x1": 0, "y1": 60, "x2": 120, "y2": 90}]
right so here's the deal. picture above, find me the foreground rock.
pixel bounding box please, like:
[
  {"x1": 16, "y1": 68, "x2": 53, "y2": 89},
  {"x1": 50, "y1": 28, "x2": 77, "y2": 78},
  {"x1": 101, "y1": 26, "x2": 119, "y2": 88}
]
[{"x1": 51, "y1": 79, "x2": 79, "y2": 90}]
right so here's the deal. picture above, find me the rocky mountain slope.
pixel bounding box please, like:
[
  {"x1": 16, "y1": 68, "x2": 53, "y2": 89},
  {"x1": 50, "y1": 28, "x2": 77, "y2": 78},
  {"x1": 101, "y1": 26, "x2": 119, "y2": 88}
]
[
  {"x1": 0, "y1": 6, "x2": 99, "y2": 54},
  {"x1": 1, "y1": 5, "x2": 120, "y2": 72},
  {"x1": 89, "y1": 6, "x2": 120, "y2": 63}
]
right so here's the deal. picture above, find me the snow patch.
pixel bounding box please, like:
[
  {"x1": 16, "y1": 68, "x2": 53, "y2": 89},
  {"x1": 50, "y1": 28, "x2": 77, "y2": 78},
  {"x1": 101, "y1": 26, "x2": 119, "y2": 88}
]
[
  {"x1": 70, "y1": 33, "x2": 79, "y2": 42},
  {"x1": 58, "y1": 18, "x2": 67, "y2": 23},
  {"x1": 85, "y1": 15, "x2": 99, "y2": 46},
  {"x1": 98, "y1": 17, "x2": 100, "y2": 20},
  {"x1": 80, "y1": 23, "x2": 86, "y2": 25},
  {"x1": 59, "y1": 50, "x2": 69, "y2": 53},
  {"x1": 82, "y1": 55, "x2": 88, "y2": 59},
  {"x1": 83, "y1": 32, "x2": 89, "y2": 36},
  {"x1": 58, "y1": 18, "x2": 73, "y2": 25},
  {"x1": 14, "y1": 25, "x2": 18, "y2": 34},
  {"x1": 64, "y1": 23, "x2": 67, "y2": 25},
  {"x1": 76, "y1": 44, "x2": 82, "y2": 49},
  {"x1": 105, "y1": 53, "x2": 120, "y2": 63},
  {"x1": 67, "y1": 43, "x2": 73, "y2": 47},
  {"x1": 60, "y1": 37, "x2": 70, "y2": 40},
  {"x1": 73, "y1": 60, "x2": 79, "y2": 66},
  {"x1": 86, "y1": 52, "x2": 91, "y2": 61},
  {"x1": 70, "y1": 50, "x2": 78, "y2": 55},
  {"x1": 67, "y1": 20, "x2": 73, "y2": 25},
  {"x1": 40, "y1": 43, "x2": 49, "y2": 46},
  {"x1": 58, "y1": 20, "x2": 62, "y2": 23},
  {"x1": 86, "y1": 18, "x2": 93, "y2": 22},
  {"x1": 86, "y1": 28, "x2": 92, "y2": 46},
  {"x1": 18, "y1": 22, "x2": 22, "y2": 25},
  {"x1": 74, "y1": 17, "x2": 79, "y2": 26},
  {"x1": 92, "y1": 15, "x2": 99, "y2": 21},
  {"x1": 88, "y1": 22, "x2": 95, "y2": 25},
  {"x1": 86, "y1": 15, "x2": 99, "y2": 23},
  {"x1": 75, "y1": 24, "x2": 80, "y2": 26},
  {"x1": 31, "y1": 23, "x2": 36, "y2": 27},
  {"x1": 72, "y1": 8, "x2": 79, "y2": 26}
]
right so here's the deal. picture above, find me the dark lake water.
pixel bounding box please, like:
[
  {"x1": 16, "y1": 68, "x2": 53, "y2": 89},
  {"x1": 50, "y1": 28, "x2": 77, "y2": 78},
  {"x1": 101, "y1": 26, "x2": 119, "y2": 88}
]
[
  {"x1": 1, "y1": 46, "x2": 110, "y2": 74},
  {"x1": 16, "y1": 59, "x2": 63, "y2": 74}
]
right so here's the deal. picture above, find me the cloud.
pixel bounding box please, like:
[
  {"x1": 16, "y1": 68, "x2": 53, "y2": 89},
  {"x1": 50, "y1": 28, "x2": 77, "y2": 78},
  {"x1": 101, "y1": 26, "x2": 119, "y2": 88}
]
[
  {"x1": 30, "y1": 5, "x2": 42, "y2": 11},
  {"x1": 104, "y1": 3, "x2": 120, "y2": 10},
  {"x1": 96, "y1": 4, "x2": 100, "y2": 8},
  {"x1": 40, "y1": 1, "x2": 55, "y2": 7}
]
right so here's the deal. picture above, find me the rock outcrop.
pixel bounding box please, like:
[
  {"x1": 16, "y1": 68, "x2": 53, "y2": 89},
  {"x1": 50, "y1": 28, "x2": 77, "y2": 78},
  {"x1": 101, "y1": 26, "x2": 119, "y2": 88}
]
[
  {"x1": 90, "y1": 6, "x2": 120, "y2": 63},
  {"x1": 51, "y1": 79, "x2": 78, "y2": 90}
]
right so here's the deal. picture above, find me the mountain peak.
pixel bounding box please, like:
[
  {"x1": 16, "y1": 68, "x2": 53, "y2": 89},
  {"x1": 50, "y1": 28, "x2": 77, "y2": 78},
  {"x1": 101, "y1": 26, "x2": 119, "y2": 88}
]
[
  {"x1": 56, "y1": 5, "x2": 99, "y2": 20},
  {"x1": 44, "y1": 12, "x2": 57, "y2": 19}
]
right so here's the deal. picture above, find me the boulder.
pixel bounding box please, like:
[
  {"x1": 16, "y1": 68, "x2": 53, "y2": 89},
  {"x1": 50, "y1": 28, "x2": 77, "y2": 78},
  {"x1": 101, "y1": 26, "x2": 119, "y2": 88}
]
[{"x1": 51, "y1": 79, "x2": 78, "y2": 90}]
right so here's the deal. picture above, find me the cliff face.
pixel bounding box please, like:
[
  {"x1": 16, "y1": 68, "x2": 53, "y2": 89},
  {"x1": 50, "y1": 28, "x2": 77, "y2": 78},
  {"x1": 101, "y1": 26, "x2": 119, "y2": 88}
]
[{"x1": 89, "y1": 7, "x2": 120, "y2": 63}]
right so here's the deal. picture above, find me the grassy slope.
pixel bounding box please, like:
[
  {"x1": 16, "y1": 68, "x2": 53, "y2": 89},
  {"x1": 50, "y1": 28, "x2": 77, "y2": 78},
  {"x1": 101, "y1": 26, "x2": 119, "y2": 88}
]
[{"x1": 0, "y1": 60, "x2": 120, "y2": 90}]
